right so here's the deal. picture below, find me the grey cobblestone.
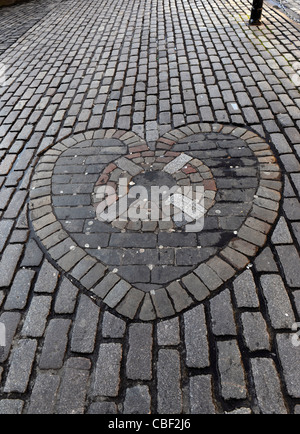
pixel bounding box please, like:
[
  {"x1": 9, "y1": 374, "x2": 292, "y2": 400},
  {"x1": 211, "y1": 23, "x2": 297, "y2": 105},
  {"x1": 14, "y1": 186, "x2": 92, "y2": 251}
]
[
  {"x1": 39, "y1": 319, "x2": 71, "y2": 370},
  {"x1": 189, "y1": 375, "x2": 216, "y2": 414},
  {"x1": 217, "y1": 340, "x2": 247, "y2": 400},
  {"x1": 251, "y1": 358, "x2": 287, "y2": 414},
  {"x1": 126, "y1": 323, "x2": 153, "y2": 381},
  {"x1": 157, "y1": 349, "x2": 182, "y2": 414},
  {"x1": 57, "y1": 358, "x2": 91, "y2": 414},
  {"x1": 183, "y1": 305, "x2": 209, "y2": 368},
  {"x1": 71, "y1": 294, "x2": 100, "y2": 354},
  {"x1": 4, "y1": 339, "x2": 37, "y2": 393},
  {"x1": 92, "y1": 343, "x2": 122, "y2": 397},
  {"x1": 28, "y1": 373, "x2": 60, "y2": 414}
]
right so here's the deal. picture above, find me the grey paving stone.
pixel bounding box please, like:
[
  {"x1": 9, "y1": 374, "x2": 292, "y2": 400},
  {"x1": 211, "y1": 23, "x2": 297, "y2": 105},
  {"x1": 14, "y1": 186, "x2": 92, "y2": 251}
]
[
  {"x1": 57, "y1": 357, "x2": 91, "y2": 414},
  {"x1": 104, "y1": 280, "x2": 131, "y2": 308},
  {"x1": 0, "y1": 244, "x2": 23, "y2": 288},
  {"x1": 126, "y1": 323, "x2": 153, "y2": 381},
  {"x1": 166, "y1": 281, "x2": 193, "y2": 312},
  {"x1": 123, "y1": 385, "x2": 151, "y2": 414},
  {"x1": 210, "y1": 289, "x2": 237, "y2": 336},
  {"x1": 189, "y1": 375, "x2": 216, "y2": 414},
  {"x1": 254, "y1": 247, "x2": 278, "y2": 272},
  {"x1": 92, "y1": 273, "x2": 120, "y2": 298},
  {"x1": 151, "y1": 288, "x2": 175, "y2": 318},
  {"x1": 276, "y1": 245, "x2": 300, "y2": 287},
  {"x1": 194, "y1": 263, "x2": 223, "y2": 291},
  {"x1": 39, "y1": 319, "x2": 71, "y2": 370},
  {"x1": 87, "y1": 402, "x2": 117, "y2": 414},
  {"x1": 183, "y1": 305, "x2": 209, "y2": 368},
  {"x1": 21, "y1": 296, "x2": 51, "y2": 338},
  {"x1": 0, "y1": 312, "x2": 21, "y2": 362},
  {"x1": 241, "y1": 312, "x2": 271, "y2": 351},
  {"x1": 4, "y1": 339, "x2": 37, "y2": 393},
  {"x1": 80, "y1": 263, "x2": 106, "y2": 289},
  {"x1": 34, "y1": 259, "x2": 59, "y2": 293},
  {"x1": 181, "y1": 272, "x2": 210, "y2": 301},
  {"x1": 272, "y1": 217, "x2": 293, "y2": 244},
  {"x1": 0, "y1": 220, "x2": 14, "y2": 253},
  {"x1": 20, "y1": 239, "x2": 43, "y2": 267},
  {"x1": 157, "y1": 317, "x2": 180, "y2": 346},
  {"x1": 157, "y1": 349, "x2": 182, "y2": 414},
  {"x1": 0, "y1": 400, "x2": 24, "y2": 415},
  {"x1": 102, "y1": 311, "x2": 126, "y2": 338},
  {"x1": 217, "y1": 340, "x2": 247, "y2": 400},
  {"x1": 71, "y1": 294, "x2": 100, "y2": 354},
  {"x1": 276, "y1": 333, "x2": 300, "y2": 399},
  {"x1": 28, "y1": 373, "x2": 60, "y2": 414},
  {"x1": 251, "y1": 358, "x2": 287, "y2": 414},
  {"x1": 54, "y1": 277, "x2": 79, "y2": 314},
  {"x1": 115, "y1": 287, "x2": 144, "y2": 319},
  {"x1": 260, "y1": 274, "x2": 295, "y2": 329},
  {"x1": 92, "y1": 343, "x2": 122, "y2": 397},
  {"x1": 233, "y1": 269, "x2": 260, "y2": 308},
  {"x1": 4, "y1": 269, "x2": 35, "y2": 310}
]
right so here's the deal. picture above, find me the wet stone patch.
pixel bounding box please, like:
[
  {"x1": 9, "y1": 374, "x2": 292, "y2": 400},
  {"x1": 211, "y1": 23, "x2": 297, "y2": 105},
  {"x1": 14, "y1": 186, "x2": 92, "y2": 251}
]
[{"x1": 29, "y1": 123, "x2": 282, "y2": 320}]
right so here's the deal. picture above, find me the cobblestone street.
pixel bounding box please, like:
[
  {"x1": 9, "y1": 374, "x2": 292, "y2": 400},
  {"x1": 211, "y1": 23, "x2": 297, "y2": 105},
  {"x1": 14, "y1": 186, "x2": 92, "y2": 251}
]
[{"x1": 0, "y1": 0, "x2": 300, "y2": 414}]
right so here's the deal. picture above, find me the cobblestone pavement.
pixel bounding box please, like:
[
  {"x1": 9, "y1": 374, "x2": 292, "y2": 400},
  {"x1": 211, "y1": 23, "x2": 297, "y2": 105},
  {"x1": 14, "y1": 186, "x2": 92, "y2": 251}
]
[{"x1": 0, "y1": 0, "x2": 300, "y2": 415}]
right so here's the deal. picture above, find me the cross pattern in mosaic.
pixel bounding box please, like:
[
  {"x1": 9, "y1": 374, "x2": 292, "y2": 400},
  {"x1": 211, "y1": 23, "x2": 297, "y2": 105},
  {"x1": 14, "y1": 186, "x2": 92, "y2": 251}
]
[{"x1": 29, "y1": 123, "x2": 282, "y2": 320}]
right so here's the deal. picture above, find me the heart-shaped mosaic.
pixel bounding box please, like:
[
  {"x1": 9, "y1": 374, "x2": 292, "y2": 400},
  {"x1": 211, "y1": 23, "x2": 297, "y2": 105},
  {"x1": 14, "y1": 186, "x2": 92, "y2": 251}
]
[{"x1": 29, "y1": 123, "x2": 282, "y2": 320}]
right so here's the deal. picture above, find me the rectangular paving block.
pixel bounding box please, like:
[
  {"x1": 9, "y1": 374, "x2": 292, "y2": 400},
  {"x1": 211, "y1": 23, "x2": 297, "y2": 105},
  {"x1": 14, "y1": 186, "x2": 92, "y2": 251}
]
[
  {"x1": 157, "y1": 349, "x2": 182, "y2": 414},
  {"x1": 4, "y1": 269, "x2": 35, "y2": 310},
  {"x1": 21, "y1": 296, "x2": 52, "y2": 338},
  {"x1": 27, "y1": 373, "x2": 60, "y2": 414},
  {"x1": 0, "y1": 244, "x2": 23, "y2": 288},
  {"x1": 57, "y1": 358, "x2": 91, "y2": 414},
  {"x1": 251, "y1": 358, "x2": 287, "y2": 413},
  {"x1": 189, "y1": 375, "x2": 216, "y2": 414},
  {"x1": 276, "y1": 245, "x2": 300, "y2": 287},
  {"x1": 126, "y1": 323, "x2": 153, "y2": 381},
  {"x1": 39, "y1": 319, "x2": 71, "y2": 370},
  {"x1": 217, "y1": 340, "x2": 247, "y2": 400},
  {"x1": 71, "y1": 294, "x2": 100, "y2": 354},
  {"x1": 4, "y1": 339, "x2": 37, "y2": 393},
  {"x1": 260, "y1": 274, "x2": 295, "y2": 329},
  {"x1": 184, "y1": 305, "x2": 210, "y2": 368},
  {"x1": 92, "y1": 343, "x2": 122, "y2": 397}
]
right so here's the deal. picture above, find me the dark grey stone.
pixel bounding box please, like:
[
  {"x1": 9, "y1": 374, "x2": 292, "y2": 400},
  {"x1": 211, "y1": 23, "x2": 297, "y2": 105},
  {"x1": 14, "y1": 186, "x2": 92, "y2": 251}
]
[
  {"x1": 217, "y1": 340, "x2": 247, "y2": 400},
  {"x1": 126, "y1": 323, "x2": 153, "y2": 380},
  {"x1": 260, "y1": 274, "x2": 295, "y2": 329},
  {"x1": 28, "y1": 373, "x2": 60, "y2": 414},
  {"x1": 184, "y1": 305, "x2": 209, "y2": 368},
  {"x1": 39, "y1": 319, "x2": 71, "y2": 369},
  {"x1": 4, "y1": 269, "x2": 35, "y2": 310},
  {"x1": 210, "y1": 289, "x2": 237, "y2": 336},
  {"x1": 71, "y1": 294, "x2": 100, "y2": 353},
  {"x1": 92, "y1": 343, "x2": 122, "y2": 397},
  {"x1": 4, "y1": 339, "x2": 37, "y2": 393},
  {"x1": 123, "y1": 385, "x2": 151, "y2": 414},
  {"x1": 157, "y1": 349, "x2": 182, "y2": 414},
  {"x1": 189, "y1": 375, "x2": 216, "y2": 414},
  {"x1": 57, "y1": 357, "x2": 91, "y2": 414}
]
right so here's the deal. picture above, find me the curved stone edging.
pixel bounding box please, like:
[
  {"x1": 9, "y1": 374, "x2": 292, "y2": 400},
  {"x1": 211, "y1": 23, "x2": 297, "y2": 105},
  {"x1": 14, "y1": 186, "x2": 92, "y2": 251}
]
[{"x1": 29, "y1": 123, "x2": 282, "y2": 321}]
